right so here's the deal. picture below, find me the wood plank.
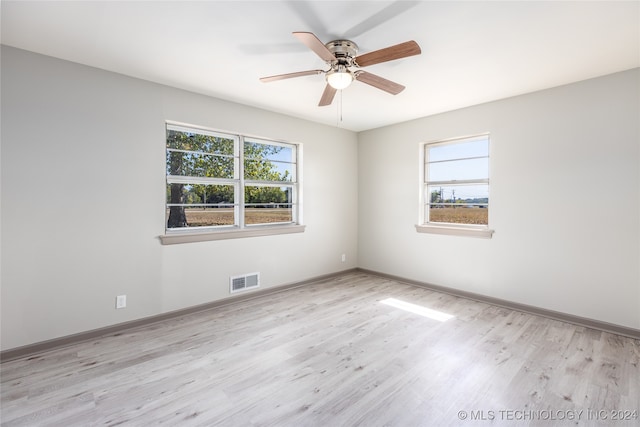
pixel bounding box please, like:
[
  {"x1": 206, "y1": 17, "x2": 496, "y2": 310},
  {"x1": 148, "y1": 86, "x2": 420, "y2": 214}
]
[{"x1": 2, "y1": 271, "x2": 639, "y2": 426}]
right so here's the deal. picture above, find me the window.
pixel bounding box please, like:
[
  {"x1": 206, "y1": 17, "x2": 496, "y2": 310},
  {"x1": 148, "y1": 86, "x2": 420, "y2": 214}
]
[
  {"x1": 417, "y1": 134, "x2": 493, "y2": 238},
  {"x1": 162, "y1": 123, "x2": 302, "y2": 244}
]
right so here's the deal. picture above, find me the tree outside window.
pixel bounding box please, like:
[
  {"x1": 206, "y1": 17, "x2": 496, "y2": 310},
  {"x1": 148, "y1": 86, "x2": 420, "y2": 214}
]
[{"x1": 166, "y1": 125, "x2": 298, "y2": 231}]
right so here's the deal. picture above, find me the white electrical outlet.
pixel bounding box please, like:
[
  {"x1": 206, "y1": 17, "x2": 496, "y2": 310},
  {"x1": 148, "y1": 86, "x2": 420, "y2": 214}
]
[
  {"x1": 116, "y1": 295, "x2": 127, "y2": 309},
  {"x1": 341, "y1": 254, "x2": 346, "y2": 262}
]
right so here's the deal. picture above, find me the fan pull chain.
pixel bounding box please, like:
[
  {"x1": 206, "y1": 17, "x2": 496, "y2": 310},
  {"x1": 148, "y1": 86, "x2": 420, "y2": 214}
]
[{"x1": 336, "y1": 90, "x2": 343, "y2": 126}]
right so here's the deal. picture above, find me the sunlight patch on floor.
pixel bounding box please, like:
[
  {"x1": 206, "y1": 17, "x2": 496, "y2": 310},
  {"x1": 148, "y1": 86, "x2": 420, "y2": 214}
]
[{"x1": 380, "y1": 298, "x2": 455, "y2": 322}]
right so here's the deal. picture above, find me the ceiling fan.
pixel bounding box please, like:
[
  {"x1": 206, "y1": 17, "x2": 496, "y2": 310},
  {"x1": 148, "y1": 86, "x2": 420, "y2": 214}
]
[{"x1": 260, "y1": 32, "x2": 421, "y2": 106}]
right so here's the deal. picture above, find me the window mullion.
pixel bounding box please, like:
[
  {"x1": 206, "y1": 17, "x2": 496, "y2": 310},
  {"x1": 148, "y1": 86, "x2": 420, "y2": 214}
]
[
  {"x1": 167, "y1": 175, "x2": 237, "y2": 186},
  {"x1": 244, "y1": 180, "x2": 294, "y2": 186},
  {"x1": 238, "y1": 135, "x2": 245, "y2": 229},
  {"x1": 428, "y1": 154, "x2": 489, "y2": 165},
  {"x1": 427, "y1": 178, "x2": 489, "y2": 186},
  {"x1": 166, "y1": 148, "x2": 235, "y2": 159}
]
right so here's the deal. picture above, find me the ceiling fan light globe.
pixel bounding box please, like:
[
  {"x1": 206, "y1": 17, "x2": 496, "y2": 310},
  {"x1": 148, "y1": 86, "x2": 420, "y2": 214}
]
[{"x1": 327, "y1": 70, "x2": 353, "y2": 90}]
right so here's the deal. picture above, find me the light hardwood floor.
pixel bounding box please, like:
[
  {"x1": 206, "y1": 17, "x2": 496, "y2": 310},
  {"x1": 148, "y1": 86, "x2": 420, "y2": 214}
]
[{"x1": 2, "y1": 272, "x2": 639, "y2": 426}]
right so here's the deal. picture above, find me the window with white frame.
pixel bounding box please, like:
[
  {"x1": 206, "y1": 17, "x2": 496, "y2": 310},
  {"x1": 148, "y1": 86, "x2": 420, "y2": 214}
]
[
  {"x1": 165, "y1": 124, "x2": 299, "y2": 235},
  {"x1": 419, "y1": 134, "x2": 492, "y2": 237}
]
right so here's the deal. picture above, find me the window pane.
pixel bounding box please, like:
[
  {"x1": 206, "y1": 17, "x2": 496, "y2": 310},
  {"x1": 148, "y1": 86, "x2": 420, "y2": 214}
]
[
  {"x1": 166, "y1": 184, "x2": 234, "y2": 205},
  {"x1": 428, "y1": 157, "x2": 488, "y2": 182},
  {"x1": 427, "y1": 184, "x2": 488, "y2": 205},
  {"x1": 244, "y1": 158, "x2": 294, "y2": 182},
  {"x1": 244, "y1": 140, "x2": 295, "y2": 182},
  {"x1": 245, "y1": 185, "x2": 293, "y2": 225},
  {"x1": 245, "y1": 207, "x2": 293, "y2": 225},
  {"x1": 166, "y1": 151, "x2": 234, "y2": 178},
  {"x1": 428, "y1": 137, "x2": 488, "y2": 162},
  {"x1": 245, "y1": 140, "x2": 294, "y2": 162},
  {"x1": 244, "y1": 186, "x2": 292, "y2": 205},
  {"x1": 428, "y1": 206, "x2": 488, "y2": 225},
  {"x1": 166, "y1": 184, "x2": 235, "y2": 228},
  {"x1": 427, "y1": 184, "x2": 488, "y2": 225},
  {"x1": 182, "y1": 208, "x2": 235, "y2": 227},
  {"x1": 167, "y1": 130, "x2": 235, "y2": 155}
]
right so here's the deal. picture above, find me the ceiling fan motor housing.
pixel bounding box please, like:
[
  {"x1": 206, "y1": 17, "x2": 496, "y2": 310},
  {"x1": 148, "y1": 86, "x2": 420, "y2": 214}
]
[{"x1": 326, "y1": 40, "x2": 359, "y2": 66}]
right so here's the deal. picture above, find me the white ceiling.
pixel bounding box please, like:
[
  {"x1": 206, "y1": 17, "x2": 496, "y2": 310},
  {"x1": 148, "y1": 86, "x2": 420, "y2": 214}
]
[{"x1": 2, "y1": 1, "x2": 639, "y2": 132}]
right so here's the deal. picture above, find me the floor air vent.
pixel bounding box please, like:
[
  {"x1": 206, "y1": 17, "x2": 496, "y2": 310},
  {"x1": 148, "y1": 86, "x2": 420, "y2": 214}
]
[{"x1": 230, "y1": 272, "x2": 260, "y2": 294}]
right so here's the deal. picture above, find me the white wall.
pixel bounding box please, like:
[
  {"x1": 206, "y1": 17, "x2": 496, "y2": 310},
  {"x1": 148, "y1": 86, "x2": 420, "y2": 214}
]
[
  {"x1": 358, "y1": 69, "x2": 640, "y2": 330},
  {"x1": 2, "y1": 46, "x2": 638, "y2": 353},
  {"x1": 0, "y1": 46, "x2": 359, "y2": 351}
]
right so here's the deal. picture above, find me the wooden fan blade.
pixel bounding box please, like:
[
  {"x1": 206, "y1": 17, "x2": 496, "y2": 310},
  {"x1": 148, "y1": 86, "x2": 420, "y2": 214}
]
[
  {"x1": 293, "y1": 32, "x2": 336, "y2": 62},
  {"x1": 260, "y1": 70, "x2": 324, "y2": 83},
  {"x1": 355, "y1": 40, "x2": 421, "y2": 67},
  {"x1": 318, "y1": 84, "x2": 337, "y2": 106},
  {"x1": 356, "y1": 71, "x2": 405, "y2": 95}
]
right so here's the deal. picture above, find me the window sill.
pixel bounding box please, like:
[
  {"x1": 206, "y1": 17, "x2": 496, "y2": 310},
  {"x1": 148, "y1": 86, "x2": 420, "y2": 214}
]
[
  {"x1": 415, "y1": 224, "x2": 494, "y2": 239},
  {"x1": 160, "y1": 224, "x2": 306, "y2": 245}
]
